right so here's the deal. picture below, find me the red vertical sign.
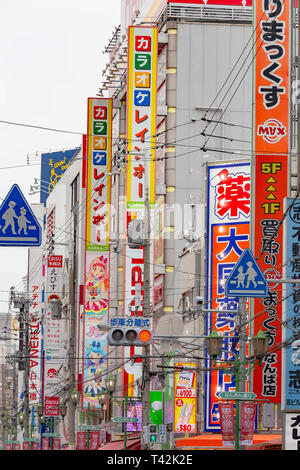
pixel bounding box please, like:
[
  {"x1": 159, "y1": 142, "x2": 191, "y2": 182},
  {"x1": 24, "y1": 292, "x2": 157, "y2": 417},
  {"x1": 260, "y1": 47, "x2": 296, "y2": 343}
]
[
  {"x1": 89, "y1": 431, "x2": 100, "y2": 450},
  {"x1": 253, "y1": 0, "x2": 290, "y2": 403},
  {"x1": 76, "y1": 431, "x2": 87, "y2": 450},
  {"x1": 219, "y1": 402, "x2": 235, "y2": 447},
  {"x1": 240, "y1": 403, "x2": 256, "y2": 445}
]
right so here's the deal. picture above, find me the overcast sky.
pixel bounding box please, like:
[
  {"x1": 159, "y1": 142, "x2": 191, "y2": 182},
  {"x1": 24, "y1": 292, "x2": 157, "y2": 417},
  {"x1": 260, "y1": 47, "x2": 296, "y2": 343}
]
[{"x1": 0, "y1": 0, "x2": 121, "y2": 309}]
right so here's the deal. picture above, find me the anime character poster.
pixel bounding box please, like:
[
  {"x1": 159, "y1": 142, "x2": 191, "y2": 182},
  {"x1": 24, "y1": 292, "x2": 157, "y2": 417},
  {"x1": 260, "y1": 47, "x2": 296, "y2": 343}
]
[{"x1": 83, "y1": 251, "x2": 110, "y2": 407}]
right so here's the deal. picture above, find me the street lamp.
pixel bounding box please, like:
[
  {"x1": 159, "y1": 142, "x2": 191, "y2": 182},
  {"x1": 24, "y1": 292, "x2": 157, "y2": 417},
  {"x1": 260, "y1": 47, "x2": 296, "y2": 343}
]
[
  {"x1": 98, "y1": 393, "x2": 106, "y2": 406},
  {"x1": 106, "y1": 374, "x2": 116, "y2": 393},
  {"x1": 251, "y1": 329, "x2": 269, "y2": 366},
  {"x1": 59, "y1": 402, "x2": 67, "y2": 420},
  {"x1": 18, "y1": 412, "x2": 24, "y2": 429},
  {"x1": 37, "y1": 402, "x2": 45, "y2": 424},
  {"x1": 71, "y1": 388, "x2": 80, "y2": 408},
  {"x1": 205, "y1": 328, "x2": 223, "y2": 366}
]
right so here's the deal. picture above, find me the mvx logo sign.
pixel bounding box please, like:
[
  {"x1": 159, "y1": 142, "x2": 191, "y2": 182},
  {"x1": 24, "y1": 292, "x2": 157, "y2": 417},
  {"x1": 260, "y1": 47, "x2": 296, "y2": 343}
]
[{"x1": 257, "y1": 119, "x2": 287, "y2": 144}]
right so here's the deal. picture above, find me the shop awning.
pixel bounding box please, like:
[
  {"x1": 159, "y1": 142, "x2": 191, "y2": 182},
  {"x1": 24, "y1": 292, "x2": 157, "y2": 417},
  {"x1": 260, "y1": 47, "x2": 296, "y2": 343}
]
[
  {"x1": 99, "y1": 438, "x2": 141, "y2": 451},
  {"x1": 175, "y1": 433, "x2": 282, "y2": 450}
]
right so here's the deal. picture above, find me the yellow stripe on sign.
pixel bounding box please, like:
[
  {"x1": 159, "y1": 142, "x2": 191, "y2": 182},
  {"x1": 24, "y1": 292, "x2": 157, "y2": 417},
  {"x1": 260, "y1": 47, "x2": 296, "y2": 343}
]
[
  {"x1": 128, "y1": 374, "x2": 134, "y2": 397},
  {"x1": 150, "y1": 27, "x2": 158, "y2": 204},
  {"x1": 86, "y1": 98, "x2": 94, "y2": 246}
]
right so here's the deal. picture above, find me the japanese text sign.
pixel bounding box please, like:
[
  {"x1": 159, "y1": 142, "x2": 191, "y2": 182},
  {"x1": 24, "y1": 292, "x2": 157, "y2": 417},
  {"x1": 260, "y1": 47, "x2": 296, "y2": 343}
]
[
  {"x1": 282, "y1": 199, "x2": 300, "y2": 410},
  {"x1": 252, "y1": 0, "x2": 291, "y2": 405},
  {"x1": 174, "y1": 363, "x2": 197, "y2": 433},
  {"x1": 205, "y1": 162, "x2": 250, "y2": 432},
  {"x1": 86, "y1": 98, "x2": 112, "y2": 248}
]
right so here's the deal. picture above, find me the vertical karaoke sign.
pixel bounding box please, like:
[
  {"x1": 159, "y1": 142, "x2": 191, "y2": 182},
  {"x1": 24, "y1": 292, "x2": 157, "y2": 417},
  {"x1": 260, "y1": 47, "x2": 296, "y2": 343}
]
[
  {"x1": 124, "y1": 26, "x2": 158, "y2": 397},
  {"x1": 83, "y1": 98, "x2": 112, "y2": 408},
  {"x1": 253, "y1": 0, "x2": 291, "y2": 403}
]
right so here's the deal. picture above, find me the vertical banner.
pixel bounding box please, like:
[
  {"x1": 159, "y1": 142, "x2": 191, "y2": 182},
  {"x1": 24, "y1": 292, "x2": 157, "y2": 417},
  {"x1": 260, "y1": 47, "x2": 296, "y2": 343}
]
[
  {"x1": 27, "y1": 204, "x2": 44, "y2": 406},
  {"x1": 253, "y1": 0, "x2": 290, "y2": 403},
  {"x1": 240, "y1": 402, "x2": 256, "y2": 446},
  {"x1": 83, "y1": 98, "x2": 112, "y2": 408},
  {"x1": 42, "y1": 438, "x2": 50, "y2": 450},
  {"x1": 124, "y1": 26, "x2": 158, "y2": 397},
  {"x1": 174, "y1": 363, "x2": 197, "y2": 433},
  {"x1": 89, "y1": 431, "x2": 100, "y2": 450},
  {"x1": 219, "y1": 402, "x2": 235, "y2": 447},
  {"x1": 76, "y1": 431, "x2": 87, "y2": 450},
  {"x1": 205, "y1": 162, "x2": 251, "y2": 431},
  {"x1": 282, "y1": 199, "x2": 300, "y2": 410},
  {"x1": 44, "y1": 254, "x2": 64, "y2": 398}
]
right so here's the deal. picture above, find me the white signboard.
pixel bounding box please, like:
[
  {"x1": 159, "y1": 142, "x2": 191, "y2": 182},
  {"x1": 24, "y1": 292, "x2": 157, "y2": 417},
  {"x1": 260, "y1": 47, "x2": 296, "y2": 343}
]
[{"x1": 284, "y1": 413, "x2": 300, "y2": 450}]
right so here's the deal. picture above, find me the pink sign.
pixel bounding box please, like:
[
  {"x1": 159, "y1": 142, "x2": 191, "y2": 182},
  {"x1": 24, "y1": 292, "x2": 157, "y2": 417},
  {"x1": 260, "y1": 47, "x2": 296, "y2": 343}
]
[
  {"x1": 4, "y1": 443, "x2": 12, "y2": 450},
  {"x1": 23, "y1": 442, "x2": 31, "y2": 450},
  {"x1": 219, "y1": 403, "x2": 235, "y2": 447},
  {"x1": 52, "y1": 438, "x2": 61, "y2": 450},
  {"x1": 89, "y1": 431, "x2": 100, "y2": 450},
  {"x1": 240, "y1": 403, "x2": 256, "y2": 445},
  {"x1": 76, "y1": 431, "x2": 87, "y2": 450},
  {"x1": 42, "y1": 438, "x2": 50, "y2": 450}
]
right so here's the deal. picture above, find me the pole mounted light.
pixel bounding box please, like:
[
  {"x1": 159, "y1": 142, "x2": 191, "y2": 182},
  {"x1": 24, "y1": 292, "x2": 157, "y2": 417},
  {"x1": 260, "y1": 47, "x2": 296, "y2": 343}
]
[
  {"x1": 251, "y1": 329, "x2": 269, "y2": 366},
  {"x1": 59, "y1": 402, "x2": 67, "y2": 419},
  {"x1": 205, "y1": 328, "x2": 223, "y2": 366},
  {"x1": 18, "y1": 412, "x2": 24, "y2": 429},
  {"x1": 105, "y1": 374, "x2": 116, "y2": 394},
  {"x1": 71, "y1": 388, "x2": 80, "y2": 408},
  {"x1": 98, "y1": 393, "x2": 106, "y2": 406}
]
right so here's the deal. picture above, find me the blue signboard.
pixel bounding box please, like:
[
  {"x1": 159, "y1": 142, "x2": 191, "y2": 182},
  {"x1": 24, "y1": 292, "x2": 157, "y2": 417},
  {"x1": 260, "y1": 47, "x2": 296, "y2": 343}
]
[
  {"x1": 40, "y1": 148, "x2": 80, "y2": 205},
  {"x1": 283, "y1": 198, "x2": 300, "y2": 410},
  {"x1": 0, "y1": 184, "x2": 41, "y2": 246},
  {"x1": 225, "y1": 248, "x2": 268, "y2": 297}
]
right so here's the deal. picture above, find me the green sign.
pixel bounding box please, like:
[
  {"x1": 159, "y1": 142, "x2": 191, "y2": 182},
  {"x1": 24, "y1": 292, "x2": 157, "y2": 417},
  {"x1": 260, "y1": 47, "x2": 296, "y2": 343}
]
[
  {"x1": 42, "y1": 432, "x2": 60, "y2": 438},
  {"x1": 113, "y1": 416, "x2": 138, "y2": 423},
  {"x1": 150, "y1": 391, "x2": 163, "y2": 425},
  {"x1": 219, "y1": 391, "x2": 256, "y2": 400},
  {"x1": 78, "y1": 425, "x2": 100, "y2": 431}
]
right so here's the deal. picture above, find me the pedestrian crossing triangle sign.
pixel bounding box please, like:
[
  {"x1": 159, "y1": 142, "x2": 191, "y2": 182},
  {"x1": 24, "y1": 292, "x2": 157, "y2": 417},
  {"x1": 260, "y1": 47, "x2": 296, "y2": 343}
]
[
  {"x1": 225, "y1": 248, "x2": 268, "y2": 298},
  {"x1": 0, "y1": 184, "x2": 42, "y2": 246}
]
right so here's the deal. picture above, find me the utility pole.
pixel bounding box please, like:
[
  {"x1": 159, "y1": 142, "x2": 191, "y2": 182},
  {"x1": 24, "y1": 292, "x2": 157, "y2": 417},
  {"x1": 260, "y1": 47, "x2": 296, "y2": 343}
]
[
  {"x1": 1, "y1": 363, "x2": 6, "y2": 446},
  {"x1": 141, "y1": 188, "x2": 151, "y2": 450},
  {"x1": 68, "y1": 240, "x2": 76, "y2": 450}
]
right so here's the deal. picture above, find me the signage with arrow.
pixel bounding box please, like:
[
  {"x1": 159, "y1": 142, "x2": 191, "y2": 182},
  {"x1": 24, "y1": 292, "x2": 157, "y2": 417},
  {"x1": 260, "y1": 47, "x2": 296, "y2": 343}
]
[
  {"x1": 112, "y1": 416, "x2": 138, "y2": 423},
  {"x1": 219, "y1": 391, "x2": 257, "y2": 401}
]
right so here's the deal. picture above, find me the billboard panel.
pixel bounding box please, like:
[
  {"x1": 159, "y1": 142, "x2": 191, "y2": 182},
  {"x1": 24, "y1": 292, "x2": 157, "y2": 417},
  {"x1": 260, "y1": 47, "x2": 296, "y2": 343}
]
[
  {"x1": 40, "y1": 148, "x2": 79, "y2": 205},
  {"x1": 252, "y1": 0, "x2": 291, "y2": 403},
  {"x1": 82, "y1": 98, "x2": 112, "y2": 408},
  {"x1": 174, "y1": 363, "x2": 197, "y2": 433},
  {"x1": 205, "y1": 162, "x2": 251, "y2": 432}
]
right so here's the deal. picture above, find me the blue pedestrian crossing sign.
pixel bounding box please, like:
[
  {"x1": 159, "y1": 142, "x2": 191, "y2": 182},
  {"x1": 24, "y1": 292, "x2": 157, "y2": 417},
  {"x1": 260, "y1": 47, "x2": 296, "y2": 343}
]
[
  {"x1": 0, "y1": 184, "x2": 42, "y2": 246},
  {"x1": 225, "y1": 248, "x2": 268, "y2": 298}
]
